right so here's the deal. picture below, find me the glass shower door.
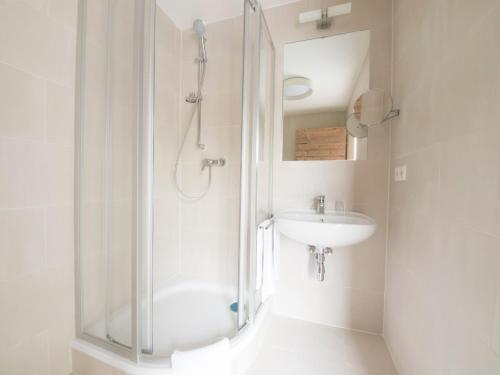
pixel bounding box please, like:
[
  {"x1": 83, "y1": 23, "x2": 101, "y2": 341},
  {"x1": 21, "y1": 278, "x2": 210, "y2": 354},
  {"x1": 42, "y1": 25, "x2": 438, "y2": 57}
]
[
  {"x1": 75, "y1": 0, "x2": 155, "y2": 359},
  {"x1": 239, "y1": 0, "x2": 275, "y2": 327},
  {"x1": 254, "y1": 12, "x2": 275, "y2": 312}
]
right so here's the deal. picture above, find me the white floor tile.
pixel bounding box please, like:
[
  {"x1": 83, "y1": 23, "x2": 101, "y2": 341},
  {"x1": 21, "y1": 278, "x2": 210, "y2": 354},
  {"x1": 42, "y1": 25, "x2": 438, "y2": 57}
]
[
  {"x1": 246, "y1": 314, "x2": 398, "y2": 375},
  {"x1": 344, "y1": 331, "x2": 398, "y2": 374}
]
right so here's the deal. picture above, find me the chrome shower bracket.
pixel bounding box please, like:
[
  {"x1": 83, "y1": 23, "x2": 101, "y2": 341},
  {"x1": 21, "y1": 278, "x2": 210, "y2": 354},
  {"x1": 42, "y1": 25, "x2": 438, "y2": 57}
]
[{"x1": 382, "y1": 109, "x2": 401, "y2": 123}]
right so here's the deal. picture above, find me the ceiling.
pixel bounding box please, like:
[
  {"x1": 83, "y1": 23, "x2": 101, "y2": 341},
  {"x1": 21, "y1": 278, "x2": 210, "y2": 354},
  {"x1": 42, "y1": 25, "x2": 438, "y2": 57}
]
[
  {"x1": 157, "y1": 0, "x2": 301, "y2": 30},
  {"x1": 283, "y1": 30, "x2": 370, "y2": 115}
]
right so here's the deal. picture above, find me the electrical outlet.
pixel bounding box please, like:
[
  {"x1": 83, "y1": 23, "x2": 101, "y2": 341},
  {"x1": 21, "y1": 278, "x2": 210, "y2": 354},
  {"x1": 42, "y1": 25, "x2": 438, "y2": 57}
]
[{"x1": 394, "y1": 165, "x2": 407, "y2": 182}]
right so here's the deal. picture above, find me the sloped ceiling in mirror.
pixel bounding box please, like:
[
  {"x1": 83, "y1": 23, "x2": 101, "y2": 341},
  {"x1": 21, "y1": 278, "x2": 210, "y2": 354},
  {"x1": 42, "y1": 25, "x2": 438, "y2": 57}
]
[{"x1": 284, "y1": 30, "x2": 370, "y2": 115}]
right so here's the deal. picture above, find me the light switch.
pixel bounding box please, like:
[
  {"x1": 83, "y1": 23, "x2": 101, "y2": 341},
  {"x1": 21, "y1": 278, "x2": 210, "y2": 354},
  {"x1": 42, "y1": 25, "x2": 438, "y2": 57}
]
[{"x1": 394, "y1": 165, "x2": 407, "y2": 182}]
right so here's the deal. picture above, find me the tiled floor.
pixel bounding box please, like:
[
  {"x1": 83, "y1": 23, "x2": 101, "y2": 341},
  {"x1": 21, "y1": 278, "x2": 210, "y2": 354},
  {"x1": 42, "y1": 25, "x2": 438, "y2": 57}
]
[{"x1": 245, "y1": 314, "x2": 398, "y2": 375}]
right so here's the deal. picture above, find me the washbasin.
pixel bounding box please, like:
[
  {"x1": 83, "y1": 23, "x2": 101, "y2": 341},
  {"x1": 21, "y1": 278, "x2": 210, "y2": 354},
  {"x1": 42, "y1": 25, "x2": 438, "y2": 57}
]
[{"x1": 275, "y1": 209, "x2": 376, "y2": 248}]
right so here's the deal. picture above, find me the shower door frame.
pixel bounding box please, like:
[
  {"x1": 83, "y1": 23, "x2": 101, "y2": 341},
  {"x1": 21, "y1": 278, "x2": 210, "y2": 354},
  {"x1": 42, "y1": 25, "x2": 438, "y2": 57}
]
[
  {"x1": 74, "y1": 0, "x2": 156, "y2": 361},
  {"x1": 238, "y1": 0, "x2": 276, "y2": 329}
]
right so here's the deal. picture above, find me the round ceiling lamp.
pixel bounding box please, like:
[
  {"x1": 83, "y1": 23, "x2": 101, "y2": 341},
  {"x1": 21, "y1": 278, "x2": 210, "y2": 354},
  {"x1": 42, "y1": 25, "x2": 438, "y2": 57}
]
[{"x1": 283, "y1": 76, "x2": 312, "y2": 100}]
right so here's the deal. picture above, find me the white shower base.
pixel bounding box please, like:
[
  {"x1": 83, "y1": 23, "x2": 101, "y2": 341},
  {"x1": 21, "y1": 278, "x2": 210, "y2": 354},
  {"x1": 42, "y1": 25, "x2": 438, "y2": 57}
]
[{"x1": 73, "y1": 281, "x2": 271, "y2": 375}]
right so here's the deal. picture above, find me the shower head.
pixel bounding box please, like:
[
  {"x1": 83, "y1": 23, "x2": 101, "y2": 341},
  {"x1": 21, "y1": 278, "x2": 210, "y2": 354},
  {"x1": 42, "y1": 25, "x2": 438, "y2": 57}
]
[
  {"x1": 193, "y1": 19, "x2": 206, "y2": 38},
  {"x1": 193, "y1": 19, "x2": 207, "y2": 62}
]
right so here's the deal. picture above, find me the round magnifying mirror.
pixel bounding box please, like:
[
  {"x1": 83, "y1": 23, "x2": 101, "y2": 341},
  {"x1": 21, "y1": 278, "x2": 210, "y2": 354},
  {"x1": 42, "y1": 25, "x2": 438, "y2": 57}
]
[
  {"x1": 355, "y1": 88, "x2": 394, "y2": 126},
  {"x1": 346, "y1": 114, "x2": 368, "y2": 139}
]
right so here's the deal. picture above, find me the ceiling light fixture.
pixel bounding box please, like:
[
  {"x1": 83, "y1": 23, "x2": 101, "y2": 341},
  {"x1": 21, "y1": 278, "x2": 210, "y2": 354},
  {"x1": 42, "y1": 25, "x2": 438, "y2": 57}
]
[{"x1": 283, "y1": 76, "x2": 313, "y2": 100}]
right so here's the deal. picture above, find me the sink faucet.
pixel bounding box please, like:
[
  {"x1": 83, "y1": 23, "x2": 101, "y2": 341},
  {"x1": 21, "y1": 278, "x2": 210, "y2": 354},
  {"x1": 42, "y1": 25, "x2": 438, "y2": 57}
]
[{"x1": 316, "y1": 195, "x2": 325, "y2": 214}]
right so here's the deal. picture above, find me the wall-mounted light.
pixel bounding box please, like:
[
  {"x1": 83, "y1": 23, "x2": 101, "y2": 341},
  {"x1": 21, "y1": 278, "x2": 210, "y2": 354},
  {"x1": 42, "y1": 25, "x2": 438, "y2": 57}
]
[
  {"x1": 283, "y1": 76, "x2": 313, "y2": 100},
  {"x1": 298, "y1": 2, "x2": 352, "y2": 29}
]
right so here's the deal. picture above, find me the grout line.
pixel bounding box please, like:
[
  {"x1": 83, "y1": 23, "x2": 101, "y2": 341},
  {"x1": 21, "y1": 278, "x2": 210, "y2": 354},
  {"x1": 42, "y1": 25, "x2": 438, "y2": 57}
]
[
  {"x1": 0, "y1": 60, "x2": 75, "y2": 90},
  {"x1": 381, "y1": 332, "x2": 401, "y2": 375},
  {"x1": 270, "y1": 312, "x2": 384, "y2": 337},
  {"x1": 0, "y1": 134, "x2": 74, "y2": 148}
]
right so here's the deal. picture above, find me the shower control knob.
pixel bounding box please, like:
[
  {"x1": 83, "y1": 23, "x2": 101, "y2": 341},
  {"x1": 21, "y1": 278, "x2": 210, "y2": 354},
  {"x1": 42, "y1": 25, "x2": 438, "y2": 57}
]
[
  {"x1": 185, "y1": 92, "x2": 200, "y2": 103},
  {"x1": 202, "y1": 158, "x2": 226, "y2": 171}
]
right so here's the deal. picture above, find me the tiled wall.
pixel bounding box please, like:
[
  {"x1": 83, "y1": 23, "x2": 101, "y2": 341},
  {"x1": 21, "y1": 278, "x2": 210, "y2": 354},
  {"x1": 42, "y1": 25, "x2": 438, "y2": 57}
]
[
  {"x1": 153, "y1": 11, "x2": 244, "y2": 291},
  {"x1": 384, "y1": 0, "x2": 500, "y2": 373},
  {"x1": 73, "y1": 350, "x2": 129, "y2": 375},
  {"x1": 266, "y1": 0, "x2": 392, "y2": 333},
  {"x1": 177, "y1": 17, "x2": 243, "y2": 288},
  {"x1": 0, "y1": 0, "x2": 77, "y2": 373}
]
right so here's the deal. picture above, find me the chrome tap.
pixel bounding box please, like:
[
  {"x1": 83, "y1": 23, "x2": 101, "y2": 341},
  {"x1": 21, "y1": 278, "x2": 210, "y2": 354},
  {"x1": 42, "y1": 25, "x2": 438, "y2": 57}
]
[
  {"x1": 316, "y1": 195, "x2": 325, "y2": 214},
  {"x1": 202, "y1": 158, "x2": 226, "y2": 171}
]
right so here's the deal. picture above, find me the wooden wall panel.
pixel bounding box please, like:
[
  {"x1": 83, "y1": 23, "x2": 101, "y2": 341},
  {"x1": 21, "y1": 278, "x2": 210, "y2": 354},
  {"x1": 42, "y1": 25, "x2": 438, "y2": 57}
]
[{"x1": 295, "y1": 127, "x2": 347, "y2": 160}]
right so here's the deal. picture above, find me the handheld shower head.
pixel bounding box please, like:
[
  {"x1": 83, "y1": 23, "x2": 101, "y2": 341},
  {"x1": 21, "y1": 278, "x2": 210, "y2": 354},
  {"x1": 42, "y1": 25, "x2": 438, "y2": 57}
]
[
  {"x1": 193, "y1": 19, "x2": 206, "y2": 38},
  {"x1": 193, "y1": 19, "x2": 207, "y2": 62}
]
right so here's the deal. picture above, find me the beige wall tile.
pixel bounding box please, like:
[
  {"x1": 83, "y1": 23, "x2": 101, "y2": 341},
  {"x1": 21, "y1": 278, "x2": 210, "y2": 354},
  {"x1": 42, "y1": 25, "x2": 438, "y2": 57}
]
[
  {"x1": 0, "y1": 1, "x2": 76, "y2": 86},
  {"x1": 47, "y1": 81, "x2": 75, "y2": 146},
  {"x1": 385, "y1": 1, "x2": 500, "y2": 373},
  {"x1": 47, "y1": 0, "x2": 77, "y2": 30},
  {"x1": 0, "y1": 271, "x2": 53, "y2": 348},
  {"x1": 0, "y1": 0, "x2": 47, "y2": 12},
  {"x1": 493, "y1": 278, "x2": 500, "y2": 357},
  {"x1": 0, "y1": 63, "x2": 46, "y2": 140},
  {"x1": 46, "y1": 205, "x2": 74, "y2": 269},
  {"x1": 45, "y1": 144, "x2": 74, "y2": 206},
  {"x1": 48, "y1": 318, "x2": 75, "y2": 375},
  {"x1": 0, "y1": 138, "x2": 48, "y2": 208},
  {"x1": 0, "y1": 331, "x2": 50, "y2": 375},
  {"x1": 0, "y1": 208, "x2": 45, "y2": 281},
  {"x1": 73, "y1": 350, "x2": 114, "y2": 375},
  {"x1": 0, "y1": 0, "x2": 76, "y2": 372}
]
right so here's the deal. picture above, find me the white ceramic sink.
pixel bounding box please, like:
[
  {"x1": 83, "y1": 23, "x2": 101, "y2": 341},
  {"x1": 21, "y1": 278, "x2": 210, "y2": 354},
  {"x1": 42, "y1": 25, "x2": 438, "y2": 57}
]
[{"x1": 275, "y1": 209, "x2": 376, "y2": 248}]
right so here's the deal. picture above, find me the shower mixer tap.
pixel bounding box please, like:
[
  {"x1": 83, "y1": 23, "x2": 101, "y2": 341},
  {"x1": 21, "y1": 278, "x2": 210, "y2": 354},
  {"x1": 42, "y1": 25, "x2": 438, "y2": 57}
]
[
  {"x1": 185, "y1": 92, "x2": 202, "y2": 103},
  {"x1": 202, "y1": 158, "x2": 226, "y2": 171}
]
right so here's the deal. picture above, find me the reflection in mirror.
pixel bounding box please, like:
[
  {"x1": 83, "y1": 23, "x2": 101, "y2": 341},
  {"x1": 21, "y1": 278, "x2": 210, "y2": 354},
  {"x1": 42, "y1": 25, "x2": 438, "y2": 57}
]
[
  {"x1": 357, "y1": 88, "x2": 393, "y2": 126},
  {"x1": 282, "y1": 30, "x2": 370, "y2": 161},
  {"x1": 346, "y1": 88, "x2": 400, "y2": 137}
]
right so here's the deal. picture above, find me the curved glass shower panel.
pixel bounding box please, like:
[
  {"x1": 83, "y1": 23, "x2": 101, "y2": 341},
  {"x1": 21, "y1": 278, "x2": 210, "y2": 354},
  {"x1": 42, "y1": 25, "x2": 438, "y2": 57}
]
[
  {"x1": 254, "y1": 11, "x2": 276, "y2": 312},
  {"x1": 76, "y1": 0, "x2": 155, "y2": 357},
  {"x1": 76, "y1": 0, "x2": 275, "y2": 362}
]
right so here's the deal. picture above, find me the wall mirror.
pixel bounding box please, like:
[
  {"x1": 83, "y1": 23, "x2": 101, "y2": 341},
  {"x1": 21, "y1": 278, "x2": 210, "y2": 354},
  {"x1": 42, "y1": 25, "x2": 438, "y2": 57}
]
[{"x1": 282, "y1": 30, "x2": 371, "y2": 161}]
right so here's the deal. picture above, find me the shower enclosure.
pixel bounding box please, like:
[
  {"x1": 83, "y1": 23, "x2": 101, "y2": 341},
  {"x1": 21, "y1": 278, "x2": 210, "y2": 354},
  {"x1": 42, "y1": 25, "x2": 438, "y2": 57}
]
[{"x1": 74, "y1": 0, "x2": 275, "y2": 366}]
